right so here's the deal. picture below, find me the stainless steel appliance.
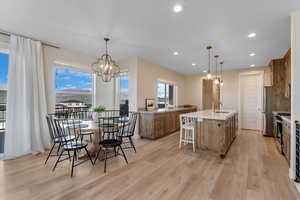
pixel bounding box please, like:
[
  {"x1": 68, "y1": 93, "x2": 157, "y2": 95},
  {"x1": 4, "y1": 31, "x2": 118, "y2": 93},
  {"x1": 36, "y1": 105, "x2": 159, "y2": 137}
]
[{"x1": 262, "y1": 86, "x2": 274, "y2": 136}]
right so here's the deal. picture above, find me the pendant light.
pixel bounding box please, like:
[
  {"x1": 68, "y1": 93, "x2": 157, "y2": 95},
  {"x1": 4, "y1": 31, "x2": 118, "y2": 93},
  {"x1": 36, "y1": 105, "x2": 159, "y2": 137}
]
[
  {"x1": 214, "y1": 55, "x2": 220, "y2": 85},
  {"x1": 220, "y1": 61, "x2": 224, "y2": 86},
  {"x1": 206, "y1": 46, "x2": 212, "y2": 79},
  {"x1": 91, "y1": 38, "x2": 120, "y2": 82}
]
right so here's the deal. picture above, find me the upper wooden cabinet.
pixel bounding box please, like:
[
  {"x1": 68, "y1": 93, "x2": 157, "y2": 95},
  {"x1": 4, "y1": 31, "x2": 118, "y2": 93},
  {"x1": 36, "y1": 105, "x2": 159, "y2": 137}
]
[
  {"x1": 267, "y1": 48, "x2": 291, "y2": 98},
  {"x1": 284, "y1": 49, "x2": 291, "y2": 98}
]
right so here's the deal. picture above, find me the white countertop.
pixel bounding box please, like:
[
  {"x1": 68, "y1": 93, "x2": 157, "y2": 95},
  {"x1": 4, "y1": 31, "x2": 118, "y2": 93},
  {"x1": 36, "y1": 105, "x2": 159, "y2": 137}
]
[
  {"x1": 180, "y1": 109, "x2": 237, "y2": 121},
  {"x1": 281, "y1": 116, "x2": 291, "y2": 123}
]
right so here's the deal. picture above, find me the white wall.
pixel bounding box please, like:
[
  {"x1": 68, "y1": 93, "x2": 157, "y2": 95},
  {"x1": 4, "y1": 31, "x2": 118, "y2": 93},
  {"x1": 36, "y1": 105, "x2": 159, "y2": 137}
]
[
  {"x1": 118, "y1": 58, "x2": 138, "y2": 112},
  {"x1": 290, "y1": 11, "x2": 300, "y2": 180},
  {"x1": 184, "y1": 75, "x2": 204, "y2": 109},
  {"x1": 136, "y1": 57, "x2": 187, "y2": 109}
]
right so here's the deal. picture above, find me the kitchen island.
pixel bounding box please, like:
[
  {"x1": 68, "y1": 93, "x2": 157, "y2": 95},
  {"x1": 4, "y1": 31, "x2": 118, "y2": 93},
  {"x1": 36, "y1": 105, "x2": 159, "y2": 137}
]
[
  {"x1": 139, "y1": 106, "x2": 197, "y2": 139},
  {"x1": 181, "y1": 110, "x2": 238, "y2": 158}
]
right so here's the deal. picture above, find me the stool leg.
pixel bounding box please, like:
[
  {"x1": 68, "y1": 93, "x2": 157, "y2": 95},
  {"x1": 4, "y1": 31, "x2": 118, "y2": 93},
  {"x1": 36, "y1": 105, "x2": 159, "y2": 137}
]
[
  {"x1": 192, "y1": 128, "x2": 196, "y2": 152},
  {"x1": 179, "y1": 127, "x2": 183, "y2": 149}
]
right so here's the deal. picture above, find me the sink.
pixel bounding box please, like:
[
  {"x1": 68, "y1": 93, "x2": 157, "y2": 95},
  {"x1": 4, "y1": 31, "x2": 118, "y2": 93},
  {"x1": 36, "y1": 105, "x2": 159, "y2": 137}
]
[{"x1": 215, "y1": 111, "x2": 230, "y2": 114}]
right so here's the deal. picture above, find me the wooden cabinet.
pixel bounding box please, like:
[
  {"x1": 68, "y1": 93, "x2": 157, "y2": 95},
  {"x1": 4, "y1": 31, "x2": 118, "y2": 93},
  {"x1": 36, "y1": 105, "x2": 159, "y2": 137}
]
[
  {"x1": 202, "y1": 79, "x2": 220, "y2": 110},
  {"x1": 267, "y1": 49, "x2": 291, "y2": 98},
  {"x1": 139, "y1": 107, "x2": 197, "y2": 139},
  {"x1": 198, "y1": 113, "x2": 238, "y2": 158},
  {"x1": 284, "y1": 49, "x2": 291, "y2": 98}
]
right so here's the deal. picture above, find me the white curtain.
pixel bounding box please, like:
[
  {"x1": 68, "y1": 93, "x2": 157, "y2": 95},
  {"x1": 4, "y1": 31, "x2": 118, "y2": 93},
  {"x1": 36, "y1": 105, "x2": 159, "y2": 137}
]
[{"x1": 4, "y1": 35, "x2": 50, "y2": 159}]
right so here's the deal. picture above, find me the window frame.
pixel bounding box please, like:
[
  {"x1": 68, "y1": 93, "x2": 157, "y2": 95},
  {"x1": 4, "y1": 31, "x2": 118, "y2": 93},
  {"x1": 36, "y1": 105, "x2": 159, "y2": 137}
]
[
  {"x1": 115, "y1": 70, "x2": 129, "y2": 111},
  {"x1": 156, "y1": 79, "x2": 178, "y2": 108},
  {"x1": 53, "y1": 63, "x2": 95, "y2": 108}
]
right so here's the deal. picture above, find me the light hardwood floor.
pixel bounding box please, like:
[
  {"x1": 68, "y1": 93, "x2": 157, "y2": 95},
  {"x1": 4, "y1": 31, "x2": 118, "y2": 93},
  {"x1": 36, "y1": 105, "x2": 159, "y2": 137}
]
[{"x1": 0, "y1": 130, "x2": 299, "y2": 200}]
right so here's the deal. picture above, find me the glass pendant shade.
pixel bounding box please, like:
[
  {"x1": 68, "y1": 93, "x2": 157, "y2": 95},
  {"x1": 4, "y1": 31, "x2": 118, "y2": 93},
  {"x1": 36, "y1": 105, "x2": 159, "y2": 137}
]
[
  {"x1": 207, "y1": 72, "x2": 212, "y2": 80},
  {"x1": 92, "y1": 38, "x2": 120, "y2": 82}
]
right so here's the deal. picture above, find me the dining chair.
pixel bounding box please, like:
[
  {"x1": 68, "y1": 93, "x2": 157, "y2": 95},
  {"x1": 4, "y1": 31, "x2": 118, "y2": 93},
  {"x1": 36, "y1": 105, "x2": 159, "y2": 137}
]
[
  {"x1": 52, "y1": 117, "x2": 94, "y2": 177},
  {"x1": 70, "y1": 110, "x2": 95, "y2": 142},
  {"x1": 45, "y1": 114, "x2": 74, "y2": 165},
  {"x1": 118, "y1": 112, "x2": 138, "y2": 153},
  {"x1": 94, "y1": 115, "x2": 128, "y2": 173}
]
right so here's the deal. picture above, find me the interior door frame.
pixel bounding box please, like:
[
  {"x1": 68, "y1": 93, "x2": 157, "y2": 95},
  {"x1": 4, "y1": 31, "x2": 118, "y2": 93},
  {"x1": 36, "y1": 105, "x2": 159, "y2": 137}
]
[{"x1": 238, "y1": 71, "x2": 265, "y2": 132}]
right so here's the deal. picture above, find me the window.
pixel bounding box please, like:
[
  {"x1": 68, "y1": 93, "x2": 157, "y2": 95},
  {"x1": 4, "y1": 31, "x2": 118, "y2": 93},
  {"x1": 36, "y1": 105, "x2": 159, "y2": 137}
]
[
  {"x1": 55, "y1": 67, "x2": 93, "y2": 112},
  {"x1": 119, "y1": 72, "x2": 129, "y2": 115},
  {"x1": 0, "y1": 51, "x2": 8, "y2": 130},
  {"x1": 157, "y1": 80, "x2": 176, "y2": 108}
]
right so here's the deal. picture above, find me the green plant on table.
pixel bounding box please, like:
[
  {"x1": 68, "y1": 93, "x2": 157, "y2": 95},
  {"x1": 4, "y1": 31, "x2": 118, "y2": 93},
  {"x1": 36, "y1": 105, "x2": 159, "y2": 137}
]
[{"x1": 90, "y1": 105, "x2": 106, "y2": 113}]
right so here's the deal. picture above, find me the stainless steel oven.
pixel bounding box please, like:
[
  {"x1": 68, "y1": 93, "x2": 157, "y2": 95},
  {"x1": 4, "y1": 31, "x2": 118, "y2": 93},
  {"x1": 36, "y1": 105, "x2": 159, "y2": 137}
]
[{"x1": 274, "y1": 116, "x2": 283, "y2": 154}]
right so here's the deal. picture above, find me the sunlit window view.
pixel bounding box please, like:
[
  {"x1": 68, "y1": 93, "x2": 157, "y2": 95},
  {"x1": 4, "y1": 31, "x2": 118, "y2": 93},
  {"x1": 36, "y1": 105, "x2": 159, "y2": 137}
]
[
  {"x1": 119, "y1": 73, "x2": 129, "y2": 115},
  {"x1": 0, "y1": 52, "x2": 8, "y2": 131},
  {"x1": 157, "y1": 81, "x2": 175, "y2": 108},
  {"x1": 55, "y1": 67, "x2": 93, "y2": 112}
]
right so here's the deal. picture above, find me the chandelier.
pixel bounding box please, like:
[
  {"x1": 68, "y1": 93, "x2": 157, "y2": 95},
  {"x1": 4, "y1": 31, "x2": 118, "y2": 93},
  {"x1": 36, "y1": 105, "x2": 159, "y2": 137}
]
[{"x1": 91, "y1": 38, "x2": 120, "y2": 82}]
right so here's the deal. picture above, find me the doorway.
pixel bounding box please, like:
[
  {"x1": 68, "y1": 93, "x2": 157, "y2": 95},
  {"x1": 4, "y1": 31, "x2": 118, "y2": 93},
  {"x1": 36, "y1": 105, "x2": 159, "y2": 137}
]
[{"x1": 239, "y1": 71, "x2": 264, "y2": 131}]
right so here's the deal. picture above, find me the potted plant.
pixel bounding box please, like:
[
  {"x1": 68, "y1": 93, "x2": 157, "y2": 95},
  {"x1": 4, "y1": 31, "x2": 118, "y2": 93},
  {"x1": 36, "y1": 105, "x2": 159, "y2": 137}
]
[{"x1": 90, "y1": 105, "x2": 106, "y2": 120}]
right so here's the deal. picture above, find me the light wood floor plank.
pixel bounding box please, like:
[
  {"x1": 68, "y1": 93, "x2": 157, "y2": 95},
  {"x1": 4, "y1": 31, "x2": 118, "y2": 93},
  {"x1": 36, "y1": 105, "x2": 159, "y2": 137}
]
[{"x1": 0, "y1": 130, "x2": 299, "y2": 200}]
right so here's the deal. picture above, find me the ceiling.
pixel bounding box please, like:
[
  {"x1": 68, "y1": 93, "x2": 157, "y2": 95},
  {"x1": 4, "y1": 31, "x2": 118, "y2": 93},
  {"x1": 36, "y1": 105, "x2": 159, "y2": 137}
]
[{"x1": 0, "y1": 0, "x2": 299, "y2": 74}]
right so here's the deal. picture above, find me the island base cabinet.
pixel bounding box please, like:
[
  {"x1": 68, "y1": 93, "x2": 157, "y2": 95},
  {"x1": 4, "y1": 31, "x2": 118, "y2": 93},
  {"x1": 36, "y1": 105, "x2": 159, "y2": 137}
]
[
  {"x1": 139, "y1": 108, "x2": 197, "y2": 139},
  {"x1": 197, "y1": 113, "x2": 238, "y2": 157}
]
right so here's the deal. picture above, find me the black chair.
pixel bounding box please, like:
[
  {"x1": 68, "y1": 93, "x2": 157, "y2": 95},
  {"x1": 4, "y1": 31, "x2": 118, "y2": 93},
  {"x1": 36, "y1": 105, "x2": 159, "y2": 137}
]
[
  {"x1": 94, "y1": 115, "x2": 128, "y2": 173},
  {"x1": 45, "y1": 114, "x2": 74, "y2": 165},
  {"x1": 118, "y1": 112, "x2": 138, "y2": 153},
  {"x1": 52, "y1": 117, "x2": 94, "y2": 177},
  {"x1": 70, "y1": 110, "x2": 95, "y2": 142}
]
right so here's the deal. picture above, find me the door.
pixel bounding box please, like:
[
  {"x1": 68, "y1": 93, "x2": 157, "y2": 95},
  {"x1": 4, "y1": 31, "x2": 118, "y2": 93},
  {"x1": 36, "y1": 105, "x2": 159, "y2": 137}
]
[{"x1": 240, "y1": 73, "x2": 263, "y2": 130}]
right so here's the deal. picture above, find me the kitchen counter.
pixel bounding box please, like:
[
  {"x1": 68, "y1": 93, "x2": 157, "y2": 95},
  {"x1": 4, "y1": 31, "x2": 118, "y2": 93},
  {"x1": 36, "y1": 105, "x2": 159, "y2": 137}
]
[
  {"x1": 281, "y1": 116, "x2": 291, "y2": 123},
  {"x1": 139, "y1": 106, "x2": 197, "y2": 114},
  {"x1": 182, "y1": 110, "x2": 239, "y2": 158},
  {"x1": 272, "y1": 111, "x2": 291, "y2": 115},
  {"x1": 139, "y1": 106, "x2": 197, "y2": 139},
  {"x1": 180, "y1": 109, "x2": 237, "y2": 121}
]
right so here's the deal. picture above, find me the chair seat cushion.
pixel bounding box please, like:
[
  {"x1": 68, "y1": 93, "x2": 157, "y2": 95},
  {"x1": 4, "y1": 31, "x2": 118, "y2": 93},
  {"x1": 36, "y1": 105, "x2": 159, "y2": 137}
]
[
  {"x1": 119, "y1": 131, "x2": 133, "y2": 137},
  {"x1": 63, "y1": 141, "x2": 88, "y2": 150},
  {"x1": 100, "y1": 139, "x2": 121, "y2": 148},
  {"x1": 181, "y1": 123, "x2": 195, "y2": 130},
  {"x1": 54, "y1": 135, "x2": 76, "y2": 143}
]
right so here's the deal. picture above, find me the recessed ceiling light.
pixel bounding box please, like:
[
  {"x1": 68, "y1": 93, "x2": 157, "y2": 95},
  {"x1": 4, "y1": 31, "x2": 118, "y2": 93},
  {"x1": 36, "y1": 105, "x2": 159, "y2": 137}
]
[
  {"x1": 173, "y1": 51, "x2": 179, "y2": 55},
  {"x1": 248, "y1": 32, "x2": 256, "y2": 38},
  {"x1": 250, "y1": 64, "x2": 255, "y2": 67},
  {"x1": 249, "y1": 52, "x2": 256, "y2": 57},
  {"x1": 192, "y1": 63, "x2": 196, "y2": 66},
  {"x1": 173, "y1": 4, "x2": 183, "y2": 13}
]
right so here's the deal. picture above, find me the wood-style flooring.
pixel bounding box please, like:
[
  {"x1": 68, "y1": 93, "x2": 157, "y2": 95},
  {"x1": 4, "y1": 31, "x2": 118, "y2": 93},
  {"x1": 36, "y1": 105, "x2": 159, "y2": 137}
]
[{"x1": 0, "y1": 130, "x2": 299, "y2": 200}]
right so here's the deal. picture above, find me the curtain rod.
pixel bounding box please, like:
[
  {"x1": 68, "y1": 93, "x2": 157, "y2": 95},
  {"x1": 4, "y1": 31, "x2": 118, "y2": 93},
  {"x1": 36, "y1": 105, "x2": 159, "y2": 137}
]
[{"x1": 0, "y1": 30, "x2": 59, "y2": 49}]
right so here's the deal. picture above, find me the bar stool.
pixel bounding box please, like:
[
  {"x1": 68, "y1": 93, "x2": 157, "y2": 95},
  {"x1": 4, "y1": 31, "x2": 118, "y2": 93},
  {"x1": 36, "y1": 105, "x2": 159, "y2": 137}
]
[{"x1": 179, "y1": 116, "x2": 198, "y2": 152}]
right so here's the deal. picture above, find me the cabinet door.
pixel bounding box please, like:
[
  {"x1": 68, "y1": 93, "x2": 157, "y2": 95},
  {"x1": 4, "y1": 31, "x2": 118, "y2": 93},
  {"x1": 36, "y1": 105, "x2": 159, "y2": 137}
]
[
  {"x1": 154, "y1": 115, "x2": 166, "y2": 138},
  {"x1": 284, "y1": 49, "x2": 291, "y2": 98}
]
